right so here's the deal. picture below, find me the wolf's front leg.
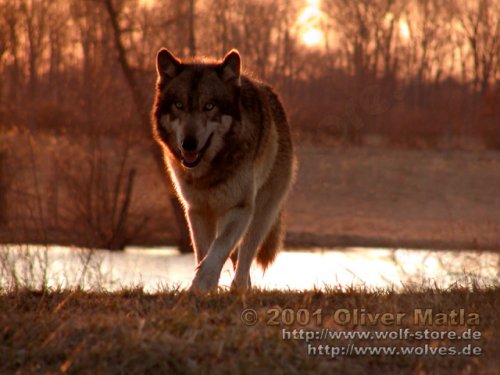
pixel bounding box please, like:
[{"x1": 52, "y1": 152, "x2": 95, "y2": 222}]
[
  {"x1": 189, "y1": 204, "x2": 253, "y2": 293},
  {"x1": 186, "y1": 208, "x2": 216, "y2": 264}
]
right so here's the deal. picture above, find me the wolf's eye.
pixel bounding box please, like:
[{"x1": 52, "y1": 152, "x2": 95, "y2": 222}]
[
  {"x1": 174, "y1": 101, "x2": 183, "y2": 110},
  {"x1": 203, "y1": 103, "x2": 215, "y2": 111}
]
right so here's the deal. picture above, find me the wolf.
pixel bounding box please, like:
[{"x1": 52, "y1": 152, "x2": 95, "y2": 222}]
[{"x1": 152, "y1": 48, "x2": 296, "y2": 292}]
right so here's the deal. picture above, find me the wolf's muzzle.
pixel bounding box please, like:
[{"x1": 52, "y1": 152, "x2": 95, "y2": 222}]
[
  {"x1": 181, "y1": 136, "x2": 198, "y2": 152},
  {"x1": 180, "y1": 133, "x2": 213, "y2": 169}
]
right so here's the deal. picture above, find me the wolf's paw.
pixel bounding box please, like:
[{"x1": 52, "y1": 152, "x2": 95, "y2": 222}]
[
  {"x1": 189, "y1": 270, "x2": 219, "y2": 294},
  {"x1": 230, "y1": 275, "x2": 252, "y2": 293}
]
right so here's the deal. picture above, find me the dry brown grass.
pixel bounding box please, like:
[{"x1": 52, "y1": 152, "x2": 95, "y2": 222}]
[{"x1": 0, "y1": 286, "x2": 498, "y2": 374}]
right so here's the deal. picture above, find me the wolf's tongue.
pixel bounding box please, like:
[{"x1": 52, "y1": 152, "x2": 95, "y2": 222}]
[{"x1": 183, "y1": 152, "x2": 198, "y2": 164}]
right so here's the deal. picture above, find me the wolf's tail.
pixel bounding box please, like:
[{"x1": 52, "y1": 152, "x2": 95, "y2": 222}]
[{"x1": 256, "y1": 212, "x2": 284, "y2": 270}]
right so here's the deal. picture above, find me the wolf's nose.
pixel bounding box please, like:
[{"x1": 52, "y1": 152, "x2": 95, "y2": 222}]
[{"x1": 181, "y1": 137, "x2": 198, "y2": 152}]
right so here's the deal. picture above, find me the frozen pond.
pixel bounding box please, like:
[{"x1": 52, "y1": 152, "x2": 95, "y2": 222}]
[{"x1": 0, "y1": 245, "x2": 498, "y2": 292}]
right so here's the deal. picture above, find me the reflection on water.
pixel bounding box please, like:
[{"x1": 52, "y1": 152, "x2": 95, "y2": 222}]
[{"x1": 0, "y1": 245, "x2": 498, "y2": 292}]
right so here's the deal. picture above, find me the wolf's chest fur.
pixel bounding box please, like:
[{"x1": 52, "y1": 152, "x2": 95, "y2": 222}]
[{"x1": 168, "y1": 116, "x2": 279, "y2": 216}]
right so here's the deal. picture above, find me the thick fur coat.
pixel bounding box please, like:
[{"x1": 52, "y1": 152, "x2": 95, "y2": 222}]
[{"x1": 152, "y1": 49, "x2": 296, "y2": 292}]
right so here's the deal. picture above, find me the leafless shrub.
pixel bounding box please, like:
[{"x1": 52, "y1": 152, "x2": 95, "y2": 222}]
[
  {"x1": 54, "y1": 132, "x2": 143, "y2": 250},
  {"x1": 0, "y1": 244, "x2": 49, "y2": 291}
]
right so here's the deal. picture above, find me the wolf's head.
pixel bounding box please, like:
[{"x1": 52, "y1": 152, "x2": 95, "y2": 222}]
[{"x1": 153, "y1": 48, "x2": 241, "y2": 171}]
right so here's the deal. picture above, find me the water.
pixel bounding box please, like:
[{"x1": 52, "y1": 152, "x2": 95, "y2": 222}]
[{"x1": 0, "y1": 245, "x2": 498, "y2": 292}]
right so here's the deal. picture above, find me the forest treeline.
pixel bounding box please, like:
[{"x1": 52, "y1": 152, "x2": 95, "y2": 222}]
[
  {"x1": 0, "y1": 0, "x2": 499, "y2": 144},
  {"x1": 0, "y1": 0, "x2": 499, "y2": 249}
]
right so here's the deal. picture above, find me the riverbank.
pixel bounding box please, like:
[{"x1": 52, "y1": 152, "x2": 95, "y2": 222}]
[{"x1": 1, "y1": 131, "x2": 499, "y2": 250}]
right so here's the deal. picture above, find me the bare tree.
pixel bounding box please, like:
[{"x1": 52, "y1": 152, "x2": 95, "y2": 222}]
[
  {"x1": 188, "y1": 0, "x2": 196, "y2": 57},
  {"x1": 323, "y1": 0, "x2": 409, "y2": 83},
  {"x1": 2, "y1": 2, "x2": 20, "y2": 106},
  {"x1": 0, "y1": 5, "x2": 7, "y2": 108},
  {"x1": 457, "y1": 0, "x2": 500, "y2": 93},
  {"x1": 46, "y1": 3, "x2": 67, "y2": 101},
  {"x1": 102, "y1": 0, "x2": 192, "y2": 253},
  {"x1": 103, "y1": 0, "x2": 149, "y2": 126},
  {"x1": 20, "y1": 0, "x2": 52, "y2": 128}
]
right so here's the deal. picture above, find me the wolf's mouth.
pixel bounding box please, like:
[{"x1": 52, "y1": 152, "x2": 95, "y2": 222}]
[{"x1": 181, "y1": 134, "x2": 213, "y2": 168}]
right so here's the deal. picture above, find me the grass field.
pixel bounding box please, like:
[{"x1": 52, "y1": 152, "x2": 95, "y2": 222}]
[{"x1": 1, "y1": 286, "x2": 498, "y2": 374}]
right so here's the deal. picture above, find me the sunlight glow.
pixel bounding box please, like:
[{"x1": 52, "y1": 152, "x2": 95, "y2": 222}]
[
  {"x1": 297, "y1": 0, "x2": 324, "y2": 48},
  {"x1": 302, "y1": 28, "x2": 324, "y2": 47},
  {"x1": 306, "y1": 0, "x2": 320, "y2": 6},
  {"x1": 399, "y1": 19, "x2": 411, "y2": 40},
  {"x1": 299, "y1": 7, "x2": 322, "y2": 24},
  {"x1": 138, "y1": 0, "x2": 154, "y2": 7}
]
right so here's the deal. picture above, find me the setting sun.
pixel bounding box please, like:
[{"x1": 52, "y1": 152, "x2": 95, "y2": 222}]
[
  {"x1": 302, "y1": 28, "x2": 324, "y2": 47},
  {"x1": 138, "y1": 0, "x2": 154, "y2": 7},
  {"x1": 399, "y1": 19, "x2": 411, "y2": 40},
  {"x1": 298, "y1": 0, "x2": 324, "y2": 47}
]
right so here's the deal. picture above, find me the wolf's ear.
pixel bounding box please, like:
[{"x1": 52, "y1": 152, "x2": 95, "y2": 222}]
[
  {"x1": 220, "y1": 49, "x2": 241, "y2": 85},
  {"x1": 156, "y1": 48, "x2": 181, "y2": 80}
]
